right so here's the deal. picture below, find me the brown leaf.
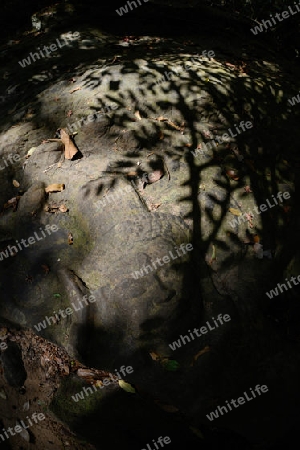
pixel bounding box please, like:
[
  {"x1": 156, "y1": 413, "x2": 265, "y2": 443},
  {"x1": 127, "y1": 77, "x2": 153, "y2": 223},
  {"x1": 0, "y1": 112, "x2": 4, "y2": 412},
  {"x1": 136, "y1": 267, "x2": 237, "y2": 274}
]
[
  {"x1": 66, "y1": 110, "x2": 73, "y2": 117},
  {"x1": 45, "y1": 184, "x2": 65, "y2": 193},
  {"x1": 149, "y1": 351, "x2": 160, "y2": 361},
  {"x1": 191, "y1": 346, "x2": 210, "y2": 366},
  {"x1": 68, "y1": 232, "x2": 73, "y2": 245},
  {"x1": 60, "y1": 128, "x2": 79, "y2": 160},
  {"x1": 12, "y1": 179, "x2": 20, "y2": 187},
  {"x1": 69, "y1": 86, "x2": 82, "y2": 94}
]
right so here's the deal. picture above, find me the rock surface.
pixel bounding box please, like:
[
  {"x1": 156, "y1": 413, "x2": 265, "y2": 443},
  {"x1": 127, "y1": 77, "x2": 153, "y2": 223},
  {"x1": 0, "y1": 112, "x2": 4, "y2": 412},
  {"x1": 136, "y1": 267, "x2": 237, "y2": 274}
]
[{"x1": 0, "y1": 5, "x2": 300, "y2": 449}]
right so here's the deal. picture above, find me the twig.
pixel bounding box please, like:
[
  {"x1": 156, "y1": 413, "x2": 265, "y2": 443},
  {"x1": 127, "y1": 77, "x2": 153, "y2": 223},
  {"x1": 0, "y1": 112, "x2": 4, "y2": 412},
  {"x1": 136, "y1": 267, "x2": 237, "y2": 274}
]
[{"x1": 43, "y1": 163, "x2": 57, "y2": 173}]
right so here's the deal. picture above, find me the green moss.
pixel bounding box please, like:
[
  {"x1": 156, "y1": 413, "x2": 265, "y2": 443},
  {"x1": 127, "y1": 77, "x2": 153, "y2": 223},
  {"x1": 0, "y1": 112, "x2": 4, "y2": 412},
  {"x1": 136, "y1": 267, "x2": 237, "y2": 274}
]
[{"x1": 50, "y1": 376, "x2": 104, "y2": 426}]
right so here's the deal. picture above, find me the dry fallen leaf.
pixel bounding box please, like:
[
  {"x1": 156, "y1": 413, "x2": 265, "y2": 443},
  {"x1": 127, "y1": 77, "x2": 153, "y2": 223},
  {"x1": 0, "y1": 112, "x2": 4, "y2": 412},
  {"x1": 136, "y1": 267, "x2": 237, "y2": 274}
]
[
  {"x1": 134, "y1": 110, "x2": 142, "y2": 121},
  {"x1": 149, "y1": 351, "x2": 160, "y2": 361},
  {"x1": 68, "y1": 232, "x2": 73, "y2": 245},
  {"x1": 12, "y1": 179, "x2": 20, "y2": 187},
  {"x1": 206, "y1": 244, "x2": 216, "y2": 266},
  {"x1": 26, "y1": 146, "x2": 37, "y2": 158},
  {"x1": 191, "y1": 346, "x2": 210, "y2": 366},
  {"x1": 118, "y1": 380, "x2": 136, "y2": 393},
  {"x1": 69, "y1": 86, "x2": 82, "y2": 94},
  {"x1": 60, "y1": 128, "x2": 79, "y2": 160},
  {"x1": 45, "y1": 183, "x2": 65, "y2": 193},
  {"x1": 66, "y1": 110, "x2": 73, "y2": 117},
  {"x1": 229, "y1": 208, "x2": 242, "y2": 216}
]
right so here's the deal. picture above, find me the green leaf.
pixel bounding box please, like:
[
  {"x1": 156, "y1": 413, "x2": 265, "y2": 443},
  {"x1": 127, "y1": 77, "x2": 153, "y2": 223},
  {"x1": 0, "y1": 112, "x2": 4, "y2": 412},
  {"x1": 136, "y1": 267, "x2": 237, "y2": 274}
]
[
  {"x1": 161, "y1": 359, "x2": 180, "y2": 371},
  {"x1": 53, "y1": 293, "x2": 61, "y2": 298}
]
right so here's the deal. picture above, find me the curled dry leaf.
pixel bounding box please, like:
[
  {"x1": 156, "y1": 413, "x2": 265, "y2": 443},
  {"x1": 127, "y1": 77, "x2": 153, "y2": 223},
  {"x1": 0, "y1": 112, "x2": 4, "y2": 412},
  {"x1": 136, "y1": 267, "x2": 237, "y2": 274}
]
[
  {"x1": 59, "y1": 204, "x2": 68, "y2": 213},
  {"x1": 149, "y1": 351, "x2": 160, "y2": 361},
  {"x1": 45, "y1": 184, "x2": 65, "y2": 193},
  {"x1": 206, "y1": 244, "x2": 216, "y2": 266},
  {"x1": 60, "y1": 128, "x2": 79, "y2": 160},
  {"x1": 68, "y1": 232, "x2": 73, "y2": 245},
  {"x1": 69, "y1": 86, "x2": 82, "y2": 94},
  {"x1": 26, "y1": 147, "x2": 37, "y2": 158},
  {"x1": 191, "y1": 346, "x2": 210, "y2": 366},
  {"x1": 134, "y1": 110, "x2": 142, "y2": 121}
]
